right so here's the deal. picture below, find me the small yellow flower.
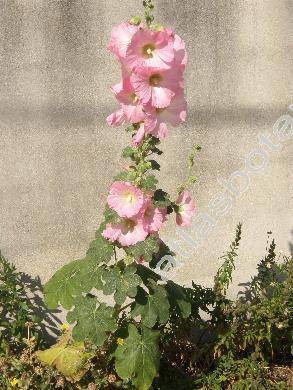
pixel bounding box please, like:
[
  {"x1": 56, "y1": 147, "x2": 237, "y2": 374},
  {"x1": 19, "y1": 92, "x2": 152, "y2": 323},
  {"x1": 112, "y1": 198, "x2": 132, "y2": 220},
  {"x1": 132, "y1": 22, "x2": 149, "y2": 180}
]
[
  {"x1": 10, "y1": 378, "x2": 19, "y2": 387},
  {"x1": 117, "y1": 338, "x2": 124, "y2": 346},
  {"x1": 60, "y1": 323, "x2": 69, "y2": 332}
]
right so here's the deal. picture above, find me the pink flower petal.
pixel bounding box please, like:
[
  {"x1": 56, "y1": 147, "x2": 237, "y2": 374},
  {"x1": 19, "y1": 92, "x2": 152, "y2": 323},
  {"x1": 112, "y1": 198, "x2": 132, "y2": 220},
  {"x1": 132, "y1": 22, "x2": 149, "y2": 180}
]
[
  {"x1": 107, "y1": 109, "x2": 126, "y2": 127},
  {"x1": 175, "y1": 190, "x2": 196, "y2": 227},
  {"x1": 107, "y1": 181, "x2": 144, "y2": 218}
]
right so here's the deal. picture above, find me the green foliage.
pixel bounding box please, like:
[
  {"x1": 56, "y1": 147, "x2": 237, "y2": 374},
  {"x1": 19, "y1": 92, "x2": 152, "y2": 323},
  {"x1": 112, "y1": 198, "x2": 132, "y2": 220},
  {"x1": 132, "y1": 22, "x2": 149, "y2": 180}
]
[
  {"x1": 143, "y1": 0, "x2": 155, "y2": 28},
  {"x1": 177, "y1": 144, "x2": 201, "y2": 194},
  {"x1": 131, "y1": 282, "x2": 170, "y2": 327},
  {"x1": 0, "y1": 252, "x2": 42, "y2": 354},
  {"x1": 152, "y1": 189, "x2": 172, "y2": 208},
  {"x1": 196, "y1": 355, "x2": 288, "y2": 389},
  {"x1": 166, "y1": 280, "x2": 192, "y2": 319},
  {"x1": 141, "y1": 174, "x2": 158, "y2": 190},
  {"x1": 67, "y1": 297, "x2": 117, "y2": 346},
  {"x1": 214, "y1": 223, "x2": 242, "y2": 297},
  {"x1": 115, "y1": 324, "x2": 160, "y2": 390},
  {"x1": 86, "y1": 233, "x2": 114, "y2": 263},
  {"x1": 44, "y1": 258, "x2": 104, "y2": 310},
  {"x1": 125, "y1": 235, "x2": 160, "y2": 263},
  {"x1": 102, "y1": 265, "x2": 142, "y2": 305},
  {"x1": 1, "y1": 230, "x2": 292, "y2": 389},
  {"x1": 158, "y1": 229, "x2": 292, "y2": 389}
]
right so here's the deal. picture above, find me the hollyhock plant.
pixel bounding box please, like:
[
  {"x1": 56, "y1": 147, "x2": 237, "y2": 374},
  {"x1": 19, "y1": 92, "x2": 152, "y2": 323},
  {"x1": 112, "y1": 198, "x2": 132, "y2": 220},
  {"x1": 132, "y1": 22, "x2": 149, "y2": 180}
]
[
  {"x1": 107, "y1": 181, "x2": 144, "y2": 218},
  {"x1": 44, "y1": 3, "x2": 200, "y2": 390},
  {"x1": 125, "y1": 28, "x2": 174, "y2": 70},
  {"x1": 175, "y1": 190, "x2": 196, "y2": 227},
  {"x1": 131, "y1": 66, "x2": 183, "y2": 108}
]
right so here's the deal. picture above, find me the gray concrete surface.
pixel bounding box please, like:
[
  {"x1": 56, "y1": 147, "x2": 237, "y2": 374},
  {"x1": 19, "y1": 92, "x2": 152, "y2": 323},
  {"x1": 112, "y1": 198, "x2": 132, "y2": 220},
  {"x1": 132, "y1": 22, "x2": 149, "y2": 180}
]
[{"x1": 0, "y1": 0, "x2": 292, "y2": 292}]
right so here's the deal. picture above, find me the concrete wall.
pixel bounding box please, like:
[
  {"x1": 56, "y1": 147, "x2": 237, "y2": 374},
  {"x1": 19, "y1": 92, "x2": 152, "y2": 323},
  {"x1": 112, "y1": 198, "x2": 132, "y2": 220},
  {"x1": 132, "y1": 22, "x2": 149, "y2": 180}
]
[{"x1": 0, "y1": 0, "x2": 292, "y2": 291}]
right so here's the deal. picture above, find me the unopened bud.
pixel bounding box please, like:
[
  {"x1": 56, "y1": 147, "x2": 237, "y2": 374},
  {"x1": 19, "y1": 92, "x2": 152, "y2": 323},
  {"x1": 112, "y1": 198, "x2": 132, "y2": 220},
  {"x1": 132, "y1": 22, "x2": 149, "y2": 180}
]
[
  {"x1": 152, "y1": 23, "x2": 163, "y2": 31},
  {"x1": 130, "y1": 16, "x2": 141, "y2": 26}
]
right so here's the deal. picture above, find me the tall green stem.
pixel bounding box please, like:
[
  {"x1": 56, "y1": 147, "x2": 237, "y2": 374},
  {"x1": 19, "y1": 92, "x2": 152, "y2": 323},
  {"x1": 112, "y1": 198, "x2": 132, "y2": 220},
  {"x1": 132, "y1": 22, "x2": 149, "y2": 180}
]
[{"x1": 143, "y1": 0, "x2": 154, "y2": 28}]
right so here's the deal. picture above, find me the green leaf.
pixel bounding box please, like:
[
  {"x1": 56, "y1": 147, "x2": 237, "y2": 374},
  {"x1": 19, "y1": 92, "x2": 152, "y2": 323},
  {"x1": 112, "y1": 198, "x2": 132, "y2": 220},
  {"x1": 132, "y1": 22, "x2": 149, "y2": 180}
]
[
  {"x1": 141, "y1": 175, "x2": 158, "y2": 190},
  {"x1": 166, "y1": 281, "x2": 191, "y2": 319},
  {"x1": 103, "y1": 205, "x2": 120, "y2": 224},
  {"x1": 131, "y1": 283, "x2": 170, "y2": 328},
  {"x1": 152, "y1": 146, "x2": 163, "y2": 155},
  {"x1": 114, "y1": 169, "x2": 137, "y2": 183},
  {"x1": 102, "y1": 266, "x2": 142, "y2": 305},
  {"x1": 115, "y1": 324, "x2": 160, "y2": 390},
  {"x1": 152, "y1": 189, "x2": 171, "y2": 208},
  {"x1": 86, "y1": 233, "x2": 114, "y2": 264},
  {"x1": 67, "y1": 296, "x2": 117, "y2": 346},
  {"x1": 122, "y1": 146, "x2": 138, "y2": 159},
  {"x1": 44, "y1": 259, "x2": 84, "y2": 310},
  {"x1": 44, "y1": 258, "x2": 105, "y2": 310},
  {"x1": 149, "y1": 240, "x2": 175, "y2": 269},
  {"x1": 125, "y1": 235, "x2": 160, "y2": 263},
  {"x1": 36, "y1": 333, "x2": 93, "y2": 382},
  {"x1": 149, "y1": 160, "x2": 160, "y2": 171},
  {"x1": 188, "y1": 144, "x2": 202, "y2": 170}
]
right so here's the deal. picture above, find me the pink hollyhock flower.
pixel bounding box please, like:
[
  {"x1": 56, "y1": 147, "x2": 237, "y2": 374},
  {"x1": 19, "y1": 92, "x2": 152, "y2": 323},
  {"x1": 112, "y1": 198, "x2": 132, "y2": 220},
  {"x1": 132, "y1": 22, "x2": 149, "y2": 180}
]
[
  {"x1": 144, "y1": 93, "x2": 187, "y2": 139},
  {"x1": 164, "y1": 29, "x2": 187, "y2": 68},
  {"x1": 107, "y1": 108, "x2": 126, "y2": 127},
  {"x1": 108, "y1": 22, "x2": 139, "y2": 60},
  {"x1": 174, "y1": 34, "x2": 188, "y2": 68},
  {"x1": 131, "y1": 66, "x2": 183, "y2": 108},
  {"x1": 107, "y1": 181, "x2": 144, "y2": 218},
  {"x1": 102, "y1": 218, "x2": 148, "y2": 246},
  {"x1": 111, "y1": 78, "x2": 145, "y2": 124},
  {"x1": 132, "y1": 122, "x2": 146, "y2": 147},
  {"x1": 125, "y1": 29, "x2": 174, "y2": 70},
  {"x1": 140, "y1": 197, "x2": 167, "y2": 233},
  {"x1": 175, "y1": 191, "x2": 196, "y2": 227}
]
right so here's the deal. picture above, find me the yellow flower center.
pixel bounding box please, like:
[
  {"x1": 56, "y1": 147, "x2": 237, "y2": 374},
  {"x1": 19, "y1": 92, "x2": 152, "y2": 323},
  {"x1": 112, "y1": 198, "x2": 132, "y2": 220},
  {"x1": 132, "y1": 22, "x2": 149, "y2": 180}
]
[
  {"x1": 149, "y1": 74, "x2": 162, "y2": 86},
  {"x1": 124, "y1": 192, "x2": 135, "y2": 204},
  {"x1": 142, "y1": 43, "x2": 155, "y2": 58}
]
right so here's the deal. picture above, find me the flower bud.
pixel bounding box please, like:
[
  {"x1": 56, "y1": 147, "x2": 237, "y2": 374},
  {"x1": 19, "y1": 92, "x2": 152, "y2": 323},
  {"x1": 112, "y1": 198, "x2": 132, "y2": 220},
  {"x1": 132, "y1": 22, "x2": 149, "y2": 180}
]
[{"x1": 130, "y1": 16, "x2": 141, "y2": 26}]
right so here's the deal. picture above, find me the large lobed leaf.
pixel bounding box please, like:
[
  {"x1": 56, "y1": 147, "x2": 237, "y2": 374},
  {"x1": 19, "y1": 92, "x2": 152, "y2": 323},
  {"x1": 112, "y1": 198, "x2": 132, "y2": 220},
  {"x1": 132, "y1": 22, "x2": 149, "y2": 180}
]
[
  {"x1": 36, "y1": 333, "x2": 94, "y2": 383},
  {"x1": 86, "y1": 232, "x2": 114, "y2": 263},
  {"x1": 44, "y1": 258, "x2": 105, "y2": 310},
  {"x1": 67, "y1": 296, "x2": 117, "y2": 346},
  {"x1": 102, "y1": 265, "x2": 142, "y2": 305},
  {"x1": 166, "y1": 281, "x2": 191, "y2": 319},
  {"x1": 44, "y1": 226, "x2": 114, "y2": 310},
  {"x1": 131, "y1": 283, "x2": 170, "y2": 328},
  {"x1": 125, "y1": 235, "x2": 160, "y2": 263},
  {"x1": 115, "y1": 324, "x2": 160, "y2": 390}
]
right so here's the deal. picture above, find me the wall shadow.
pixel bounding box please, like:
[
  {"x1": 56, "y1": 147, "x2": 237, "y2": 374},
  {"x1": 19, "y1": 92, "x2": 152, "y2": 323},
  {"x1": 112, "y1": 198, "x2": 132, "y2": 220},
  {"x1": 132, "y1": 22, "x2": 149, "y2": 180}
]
[{"x1": 18, "y1": 272, "x2": 62, "y2": 344}]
